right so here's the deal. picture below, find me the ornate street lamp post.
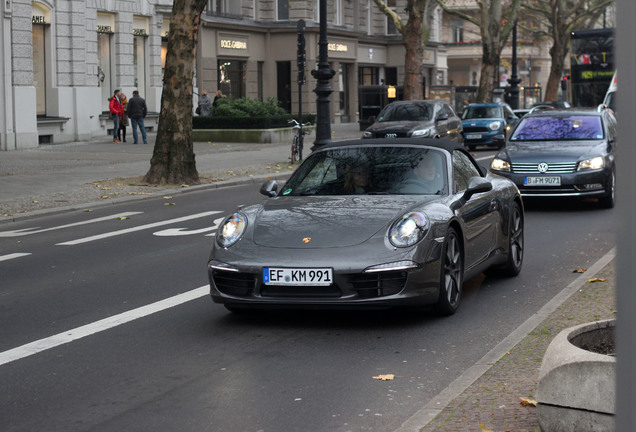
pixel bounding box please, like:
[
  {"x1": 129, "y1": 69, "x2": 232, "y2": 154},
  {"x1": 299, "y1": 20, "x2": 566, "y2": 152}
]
[
  {"x1": 311, "y1": 0, "x2": 335, "y2": 149},
  {"x1": 507, "y1": 21, "x2": 522, "y2": 109}
]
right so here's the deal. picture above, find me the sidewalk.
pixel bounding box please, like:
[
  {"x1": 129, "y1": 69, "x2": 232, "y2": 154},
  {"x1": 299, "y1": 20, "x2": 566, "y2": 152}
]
[
  {"x1": 0, "y1": 122, "x2": 363, "y2": 219},
  {"x1": 0, "y1": 122, "x2": 616, "y2": 431}
]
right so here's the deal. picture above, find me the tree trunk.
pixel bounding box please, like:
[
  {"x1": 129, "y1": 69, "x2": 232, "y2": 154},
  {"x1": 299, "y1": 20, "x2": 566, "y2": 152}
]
[
  {"x1": 477, "y1": 41, "x2": 500, "y2": 103},
  {"x1": 403, "y1": 3, "x2": 424, "y2": 100},
  {"x1": 143, "y1": 0, "x2": 206, "y2": 185},
  {"x1": 544, "y1": 31, "x2": 569, "y2": 102}
]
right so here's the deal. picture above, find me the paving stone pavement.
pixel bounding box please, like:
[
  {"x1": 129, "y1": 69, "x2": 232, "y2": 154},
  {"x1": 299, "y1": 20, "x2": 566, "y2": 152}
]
[{"x1": 0, "y1": 123, "x2": 617, "y2": 431}]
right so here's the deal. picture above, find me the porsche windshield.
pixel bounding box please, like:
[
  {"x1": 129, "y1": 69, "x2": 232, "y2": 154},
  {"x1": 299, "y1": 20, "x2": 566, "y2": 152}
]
[
  {"x1": 377, "y1": 103, "x2": 433, "y2": 122},
  {"x1": 510, "y1": 115, "x2": 604, "y2": 141},
  {"x1": 281, "y1": 146, "x2": 448, "y2": 196}
]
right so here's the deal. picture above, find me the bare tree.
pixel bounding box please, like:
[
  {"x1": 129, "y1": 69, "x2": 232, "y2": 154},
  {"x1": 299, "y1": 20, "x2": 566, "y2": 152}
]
[
  {"x1": 372, "y1": 0, "x2": 435, "y2": 100},
  {"x1": 436, "y1": 0, "x2": 522, "y2": 103},
  {"x1": 143, "y1": 0, "x2": 207, "y2": 185},
  {"x1": 521, "y1": 0, "x2": 614, "y2": 102}
]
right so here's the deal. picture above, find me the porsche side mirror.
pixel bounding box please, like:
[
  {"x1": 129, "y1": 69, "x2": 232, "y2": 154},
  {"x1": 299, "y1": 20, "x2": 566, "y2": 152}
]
[
  {"x1": 463, "y1": 177, "x2": 492, "y2": 200},
  {"x1": 260, "y1": 179, "x2": 278, "y2": 197},
  {"x1": 436, "y1": 113, "x2": 449, "y2": 122}
]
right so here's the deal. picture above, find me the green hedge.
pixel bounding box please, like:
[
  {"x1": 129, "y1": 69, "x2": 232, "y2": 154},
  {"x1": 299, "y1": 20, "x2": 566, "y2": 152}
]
[{"x1": 193, "y1": 97, "x2": 315, "y2": 129}]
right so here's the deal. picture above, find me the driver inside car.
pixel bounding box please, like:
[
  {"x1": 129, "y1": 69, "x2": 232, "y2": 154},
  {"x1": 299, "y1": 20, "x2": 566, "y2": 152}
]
[{"x1": 394, "y1": 153, "x2": 445, "y2": 194}]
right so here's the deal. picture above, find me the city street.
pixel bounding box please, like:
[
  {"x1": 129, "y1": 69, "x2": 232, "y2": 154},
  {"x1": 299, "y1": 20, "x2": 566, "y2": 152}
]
[{"x1": 0, "y1": 172, "x2": 616, "y2": 432}]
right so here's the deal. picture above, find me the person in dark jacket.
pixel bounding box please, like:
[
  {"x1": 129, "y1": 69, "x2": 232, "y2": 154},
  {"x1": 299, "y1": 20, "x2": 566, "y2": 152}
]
[{"x1": 126, "y1": 90, "x2": 148, "y2": 144}]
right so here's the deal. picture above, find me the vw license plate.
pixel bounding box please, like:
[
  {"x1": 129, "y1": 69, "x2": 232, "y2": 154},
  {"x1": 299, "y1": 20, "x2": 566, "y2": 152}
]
[
  {"x1": 263, "y1": 267, "x2": 333, "y2": 286},
  {"x1": 524, "y1": 176, "x2": 561, "y2": 186},
  {"x1": 465, "y1": 134, "x2": 481, "y2": 140}
]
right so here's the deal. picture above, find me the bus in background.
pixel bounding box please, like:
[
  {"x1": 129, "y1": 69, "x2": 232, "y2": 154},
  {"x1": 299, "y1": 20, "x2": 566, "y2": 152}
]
[
  {"x1": 569, "y1": 28, "x2": 614, "y2": 107},
  {"x1": 603, "y1": 71, "x2": 617, "y2": 113}
]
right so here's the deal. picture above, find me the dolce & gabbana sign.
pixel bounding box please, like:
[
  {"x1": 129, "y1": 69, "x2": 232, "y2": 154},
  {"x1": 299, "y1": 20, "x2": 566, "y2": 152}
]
[{"x1": 218, "y1": 33, "x2": 249, "y2": 54}]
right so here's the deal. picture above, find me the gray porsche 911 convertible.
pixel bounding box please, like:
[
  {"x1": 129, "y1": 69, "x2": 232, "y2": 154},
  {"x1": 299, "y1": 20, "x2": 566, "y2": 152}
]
[{"x1": 207, "y1": 138, "x2": 524, "y2": 315}]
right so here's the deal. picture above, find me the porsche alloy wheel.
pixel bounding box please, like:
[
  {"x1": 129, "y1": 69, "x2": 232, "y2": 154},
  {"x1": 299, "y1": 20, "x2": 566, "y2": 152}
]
[
  {"x1": 434, "y1": 227, "x2": 463, "y2": 315},
  {"x1": 503, "y1": 202, "x2": 524, "y2": 276}
]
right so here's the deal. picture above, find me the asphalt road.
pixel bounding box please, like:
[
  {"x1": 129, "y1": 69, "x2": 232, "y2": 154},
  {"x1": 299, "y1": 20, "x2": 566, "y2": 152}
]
[{"x1": 0, "y1": 171, "x2": 616, "y2": 432}]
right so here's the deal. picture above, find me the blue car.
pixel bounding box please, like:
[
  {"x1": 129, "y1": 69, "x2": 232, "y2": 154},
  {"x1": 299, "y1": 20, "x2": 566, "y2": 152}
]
[{"x1": 461, "y1": 103, "x2": 519, "y2": 150}]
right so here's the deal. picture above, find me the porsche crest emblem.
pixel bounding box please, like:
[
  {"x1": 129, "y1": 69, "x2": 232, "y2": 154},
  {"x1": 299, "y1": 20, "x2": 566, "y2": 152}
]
[{"x1": 302, "y1": 237, "x2": 311, "y2": 244}]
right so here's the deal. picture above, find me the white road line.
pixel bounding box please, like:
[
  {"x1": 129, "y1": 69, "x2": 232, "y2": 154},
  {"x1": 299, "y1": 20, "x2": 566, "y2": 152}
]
[
  {"x1": 0, "y1": 212, "x2": 143, "y2": 237},
  {"x1": 0, "y1": 285, "x2": 208, "y2": 367},
  {"x1": 153, "y1": 217, "x2": 224, "y2": 237},
  {"x1": 57, "y1": 211, "x2": 222, "y2": 245},
  {"x1": 0, "y1": 253, "x2": 32, "y2": 262}
]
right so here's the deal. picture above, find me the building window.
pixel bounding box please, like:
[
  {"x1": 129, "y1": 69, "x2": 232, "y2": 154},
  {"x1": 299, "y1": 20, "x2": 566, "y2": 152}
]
[
  {"x1": 386, "y1": 0, "x2": 398, "y2": 35},
  {"x1": 97, "y1": 13, "x2": 115, "y2": 112},
  {"x1": 133, "y1": 36, "x2": 146, "y2": 92},
  {"x1": 452, "y1": 18, "x2": 463, "y2": 43},
  {"x1": 277, "y1": 0, "x2": 289, "y2": 21},
  {"x1": 334, "y1": 0, "x2": 343, "y2": 25},
  {"x1": 257, "y1": 61, "x2": 264, "y2": 101},
  {"x1": 359, "y1": 67, "x2": 379, "y2": 85},
  {"x1": 32, "y1": 2, "x2": 51, "y2": 116},
  {"x1": 207, "y1": 0, "x2": 241, "y2": 17},
  {"x1": 218, "y1": 59, "x2": 246, "y2": 99}
]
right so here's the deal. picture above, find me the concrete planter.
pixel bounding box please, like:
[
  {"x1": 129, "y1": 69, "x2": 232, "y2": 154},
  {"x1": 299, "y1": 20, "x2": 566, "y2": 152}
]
[
  {"x1": 193, "y1": 126, "x2": 315, "y2": 144},
  {"x1": 536, "y1": 319, "x2": 615, "y2": 432}
]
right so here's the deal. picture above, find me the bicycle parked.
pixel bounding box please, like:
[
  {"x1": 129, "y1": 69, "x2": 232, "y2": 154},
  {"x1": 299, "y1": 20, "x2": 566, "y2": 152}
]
[{"x1": 289, "y1": 119, "x2": 311, "y2": 163}]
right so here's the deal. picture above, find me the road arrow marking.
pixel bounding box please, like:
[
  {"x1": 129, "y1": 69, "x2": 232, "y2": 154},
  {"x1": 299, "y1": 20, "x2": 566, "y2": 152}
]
[
  {"x1": 0, "y1": 212, "x2": 143, "y2": 237},
  {"x1": 152, "y1": 217, "x2": 224, "y2": 237},
  {"x1": 57, "y1": 211, "x2": 222, "y2": 245}
]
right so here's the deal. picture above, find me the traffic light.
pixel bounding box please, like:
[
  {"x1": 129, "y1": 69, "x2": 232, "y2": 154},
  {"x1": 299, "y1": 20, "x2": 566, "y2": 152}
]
[
  {"x1": 561, "y1": 76, "x2": 569, "y2": 91},
  {"x1": 297, "y1": 20, "x2": 306, "y2": 84}
]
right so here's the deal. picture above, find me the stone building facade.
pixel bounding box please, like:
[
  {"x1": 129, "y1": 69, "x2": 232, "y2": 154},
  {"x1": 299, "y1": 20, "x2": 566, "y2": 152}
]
[{"x1": 2, "y1": 0, "x2": 564, "y2": 151}]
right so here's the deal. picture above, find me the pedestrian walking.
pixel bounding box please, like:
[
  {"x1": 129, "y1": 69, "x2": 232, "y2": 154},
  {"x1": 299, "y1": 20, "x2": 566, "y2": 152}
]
[
  {"x1": 109, "y1": 89, "x2": 124, "y2": 143},
  {"x1": 126, "y1": 90, "x2": 148, "y2": 144}
]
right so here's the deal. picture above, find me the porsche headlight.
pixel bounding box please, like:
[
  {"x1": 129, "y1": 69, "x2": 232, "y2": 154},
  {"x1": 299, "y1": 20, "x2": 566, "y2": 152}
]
[
  {"x1": 489, "y1": 121, "x2": 503, "y2": 131},
  {"x1": 216, "y1": 213, "x2": 247, "y2": 248},
  {"x1": 411, "y1": 128, "x2": 434, "y2": 137},
  {"x1": 389, "y1": 212, "x2": 429, "y2": 248},
  {"x1": 491, "y1": 158, "x2": 511, "y2": 172},
  {"x1": 578, "y1": 156, "x2": 604, "y2": 171}
]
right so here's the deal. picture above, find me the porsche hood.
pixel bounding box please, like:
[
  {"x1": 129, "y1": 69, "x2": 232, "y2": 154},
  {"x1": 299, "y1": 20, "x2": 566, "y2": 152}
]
[{"x1": 250, "y1": 196, "x2": 421, "y2": 248}]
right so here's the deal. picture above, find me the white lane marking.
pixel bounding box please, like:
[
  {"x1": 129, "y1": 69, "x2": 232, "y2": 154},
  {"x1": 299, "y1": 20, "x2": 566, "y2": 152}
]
[
  {"x1": 0, "y1": 253, "x2": 32, "y2": 262},
  {"x1": 57, "y1": 211, "x2": 222, "y2": 245},
  {"x1": 0, "y1": 212, "x2": 143, "y2": 237},
  {"x1": 153, "y1": 217, "x2": 224, "y2": 237},
  {"x1": 0, "y1": 285, "x2": 208, "y2": 367}
]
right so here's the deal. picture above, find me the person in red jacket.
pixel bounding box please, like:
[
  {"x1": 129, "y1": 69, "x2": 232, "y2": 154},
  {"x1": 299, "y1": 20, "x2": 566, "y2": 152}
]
[{"x1": 109, "y1": 89, "x2": 124, "y2": 143}]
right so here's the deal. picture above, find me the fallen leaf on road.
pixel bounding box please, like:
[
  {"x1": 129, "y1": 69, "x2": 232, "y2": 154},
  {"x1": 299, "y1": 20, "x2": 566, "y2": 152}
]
[
  {"x1": 162, "y1": 196, "x2": 172, "y2": 199},
  {"x1": 2, "y1": 213, "x2": 13, "y2": 217},
  {"x1": 588, "y1": 278, "x2": 606, "y2": 283},
  {"x1": 32, "y1": 200, "x2": 39, "y2": 204},
  {"x1": 128, "y1": 192, "x2": 153, "y2": 195},
  {"x1": 117, "y1": 216, "x2": 129, "y2": 220},
  {"x1": 520, "y1": 397, "x2": 537, "y2": 407},
  {"x1": 100, "y1": 195, "x2": 110, "y2": 199},
  {"x1": 181, "y1": 184, "x2": 190, "y2": 188},
  {"x1": 479, "y1": 424, "x2": 509, "y2": 432},
  {"x1": 573, "y1": 268, "x2": 587, "y2": 273},
  {"x1": 372, "y1": 374, "x2": 395, "y2": 381},
  {"x1": 164, "y1": 202, "x2": 175, "y2": 206},
  {"x1": 83, "y1": 209, "x2": 93, "y2": 212},
  {"x1": 100, "y1": 187, "x2": 111, "y2": 190}
]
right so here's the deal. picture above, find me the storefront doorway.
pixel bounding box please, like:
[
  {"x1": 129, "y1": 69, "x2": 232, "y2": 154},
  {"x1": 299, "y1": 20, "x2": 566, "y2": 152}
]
[{"x1": 277, "y1": 61, "x2": 292, "y2": 113}]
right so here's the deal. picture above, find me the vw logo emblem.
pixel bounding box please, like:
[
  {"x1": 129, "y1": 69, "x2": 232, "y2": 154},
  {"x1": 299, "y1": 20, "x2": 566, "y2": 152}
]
[
  {"x1": 537, "y1": 162, "x2": 549, "y2": 173},
  {"x1": 385, "y1": 133, "x2": 397, "y2": 138}
]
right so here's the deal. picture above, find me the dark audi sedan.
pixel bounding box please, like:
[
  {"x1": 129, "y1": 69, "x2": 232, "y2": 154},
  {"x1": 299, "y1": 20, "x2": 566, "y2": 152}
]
[
  {"x1": 490, "y1": 106, "x2": 617, "y2": 208},
  {"x1": 362, "y1": 100, "x2": 463, "y2": 143},
  {"x1": 208, "y1": 139, "x2": 524, "y2": 315}
]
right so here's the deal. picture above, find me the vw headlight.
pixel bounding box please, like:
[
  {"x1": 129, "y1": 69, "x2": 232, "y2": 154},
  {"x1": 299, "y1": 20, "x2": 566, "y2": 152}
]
[
  {"x1": 491, "y1": 158, "x2": 511, "y2": 172},
  {"x1": 389, "y1": 212, "x2": 429, "y2": 248},
  {"x1": 489, "y1": 121, "x2": 503, "y2": 131},
  {"x1": 411, "y1": 128, "x2": 433, "y2": 137},
  {"x1": 217, "y1": 213, "x2": 247, "y2": 248},
  {"x1": 578, "y1": 156, "x2": 604, "y2": 171}
]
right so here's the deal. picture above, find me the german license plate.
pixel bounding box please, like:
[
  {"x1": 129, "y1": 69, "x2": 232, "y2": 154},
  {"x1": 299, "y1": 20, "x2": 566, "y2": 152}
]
[
  {"x1": 524, "y1": 176, "x2": 561, "y2": 186},
  {"x1": 263, "y1": 267, "x2": 333, "y2": 286},
  {"x1": 465, "y1": 134, "x2": 481, "y2": 140}
]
